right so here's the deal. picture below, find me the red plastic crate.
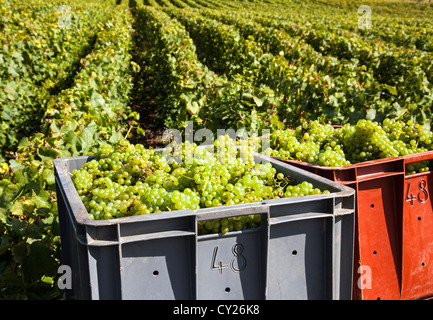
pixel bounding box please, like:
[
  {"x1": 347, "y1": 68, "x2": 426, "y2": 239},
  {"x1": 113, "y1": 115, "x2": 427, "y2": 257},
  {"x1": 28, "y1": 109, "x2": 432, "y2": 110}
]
[{"x1": 277, "y1": 150, "x2": 433, "y2": 300}]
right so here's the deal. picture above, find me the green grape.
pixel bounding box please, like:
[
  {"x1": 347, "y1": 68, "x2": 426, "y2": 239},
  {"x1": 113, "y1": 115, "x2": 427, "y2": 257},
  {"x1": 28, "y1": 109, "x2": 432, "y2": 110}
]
[
  {"x1": 265, "y1": 119, "x2": 433, "y2": 174},
  {"x1": 72, "y1": 138, "x2": 332, "y2": 236}
]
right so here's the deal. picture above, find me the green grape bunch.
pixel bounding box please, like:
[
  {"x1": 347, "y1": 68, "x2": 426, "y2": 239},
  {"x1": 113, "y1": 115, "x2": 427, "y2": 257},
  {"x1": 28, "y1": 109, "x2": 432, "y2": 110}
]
[
  {"x1": 264, "y1": 119, "x2": 433, "y2": 174},
  {"x1": 72, "y1": 137, "x2": 330, "y2": 234}
]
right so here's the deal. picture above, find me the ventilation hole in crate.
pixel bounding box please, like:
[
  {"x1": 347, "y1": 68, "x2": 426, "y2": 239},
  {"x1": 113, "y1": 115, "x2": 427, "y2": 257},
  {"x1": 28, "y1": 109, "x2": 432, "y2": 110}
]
[
  {"x1": 292, "y1": 250, "x2": 297, "y2": 256},
  {"x1": 225, "y1": 287, "x2": 231, "y2": 293},
  {"x1": 370, "y1": 204, "x2": 375, "y2": 208},
  {"x1": 422, "y1": 262, "x2": 426, "y2": 267},
  {"x1": 418, "y1": 217, "x2": 422, "y2": 221},
  {"x1": 373, "y1": 250, "x2": 377, "y2": 255},
  {"x1": 153, "y1": 270, "x2": 159, "y2": 276},
  {"x1": 377, "y1": 297, "x2": 381, "y2": 300}
]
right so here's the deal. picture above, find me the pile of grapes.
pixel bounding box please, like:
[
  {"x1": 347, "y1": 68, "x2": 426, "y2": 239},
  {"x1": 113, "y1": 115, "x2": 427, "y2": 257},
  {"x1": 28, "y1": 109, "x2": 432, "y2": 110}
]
[
  {"x1": 264, "y1": 119, "x2": 433, "y2": 174},
  {"x1": 72, "y1": 136, "x2": 330, "y2": 234}
]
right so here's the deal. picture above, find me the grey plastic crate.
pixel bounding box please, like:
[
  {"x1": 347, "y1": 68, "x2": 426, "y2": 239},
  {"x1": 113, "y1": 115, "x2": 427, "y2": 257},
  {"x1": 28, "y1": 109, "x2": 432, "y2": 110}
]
[{"x1": 53, "y1": 153, "x2": 355, "y2": 300}]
